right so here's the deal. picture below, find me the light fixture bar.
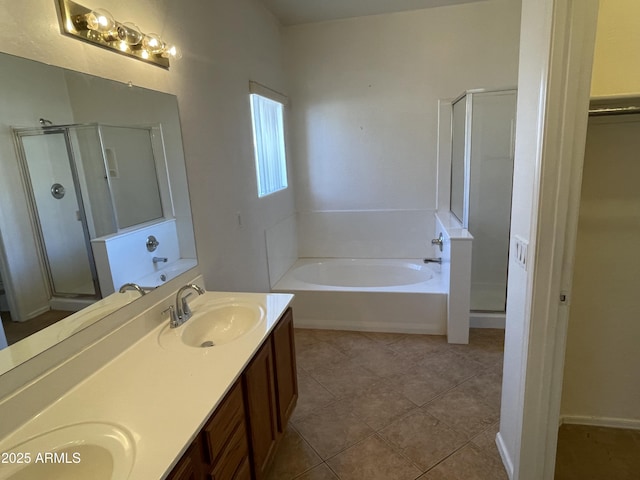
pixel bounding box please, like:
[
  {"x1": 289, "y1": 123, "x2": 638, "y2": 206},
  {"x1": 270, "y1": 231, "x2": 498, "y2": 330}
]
[{"x1": 57, "y1": 0, "x2": 177, "y2": 69}]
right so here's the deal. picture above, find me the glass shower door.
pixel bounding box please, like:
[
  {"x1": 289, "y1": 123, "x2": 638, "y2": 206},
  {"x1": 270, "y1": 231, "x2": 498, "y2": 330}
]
[
  {"x1": 467, "y1": 90, "x2": 516, "y2": 312},
  {"x1": 19, "y1": 130, "x2": 99, "y2": 298}
]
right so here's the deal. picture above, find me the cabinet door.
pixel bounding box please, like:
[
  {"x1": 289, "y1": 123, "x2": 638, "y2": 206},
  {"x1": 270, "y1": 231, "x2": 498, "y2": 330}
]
[
  {"x1": 272, "y1": 308, "x2": 298, "y2": 431},
  {"x1": 243, "y1": 338, "x2": 278, "y2": 480},
  {"x1": 167, "y1": 441, "x2": 201, "y2": 480}
]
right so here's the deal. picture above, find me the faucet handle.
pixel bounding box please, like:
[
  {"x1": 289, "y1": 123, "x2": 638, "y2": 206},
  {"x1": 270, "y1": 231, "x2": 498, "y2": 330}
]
[
  {"x1": 431, "y1": 232, "x2": 444, "y2": 252},
  {"x1": 163, "y1": 305, "x2": 180, "y2": 328},
  {"x1": 181, "y1": 293, "x2": 194, "y2": 319}
]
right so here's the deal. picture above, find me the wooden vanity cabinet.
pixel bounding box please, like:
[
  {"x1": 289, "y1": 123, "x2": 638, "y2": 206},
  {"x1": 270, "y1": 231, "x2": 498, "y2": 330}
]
[
  {"x1": 243, "y1": 307, "x2": 297, "y2": 480},
  {"x1": 166, "y1": 307, "x2": 297, "y2": 480},
  {"x1": 272, "y1": 308, "x2": 298, "y2": 431},
  {"x1": 243, "y1": 339, "x2": 279, "y2": 480},
  {"x1": 166, "y1": 440, "x2": 204, "y2": 480},
  {"x1": 203, "y1": 382, "x2": 250, "y2": 480}
]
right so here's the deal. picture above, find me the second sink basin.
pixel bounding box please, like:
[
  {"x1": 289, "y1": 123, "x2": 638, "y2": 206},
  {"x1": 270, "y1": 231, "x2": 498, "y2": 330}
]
[
  {"x1": 160, "y1": 298, "x2": 266, "y2": 349},
  {"x1": 182, "y1": 302, "x2": 265, "y2": 347},
  {"x1": 0, "y1": 422, "x2": 135, "y2": 480}
]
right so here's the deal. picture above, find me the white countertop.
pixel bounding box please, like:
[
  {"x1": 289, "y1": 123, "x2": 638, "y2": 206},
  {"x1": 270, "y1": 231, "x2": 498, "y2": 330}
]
[
  {"x1": 0, "y1": 290, "x2": 141, "y2": 376},
  {"x1": 0, "y1": 291, "x2": 294, "y2": 480}
]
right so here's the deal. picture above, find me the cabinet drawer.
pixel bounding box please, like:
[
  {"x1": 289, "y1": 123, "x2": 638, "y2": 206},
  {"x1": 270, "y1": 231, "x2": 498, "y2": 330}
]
[
  {"x1": 203, "y1": 382, "x2": 245, "y2": 464},
  {"x1": 208, "y1": 421, "x2": 249, "y2": 480}
]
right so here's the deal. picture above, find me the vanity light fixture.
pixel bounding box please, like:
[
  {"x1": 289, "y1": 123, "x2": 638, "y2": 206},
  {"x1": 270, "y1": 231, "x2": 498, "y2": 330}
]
[{"x1": 57, "y1": 0, "x2": 181, "y2": 69}]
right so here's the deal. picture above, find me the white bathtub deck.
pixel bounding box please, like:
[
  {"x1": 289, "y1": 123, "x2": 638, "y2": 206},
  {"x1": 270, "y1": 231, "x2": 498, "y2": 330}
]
[{"x1": 272, "y1": 258, "x2": 448, "y2": 335}]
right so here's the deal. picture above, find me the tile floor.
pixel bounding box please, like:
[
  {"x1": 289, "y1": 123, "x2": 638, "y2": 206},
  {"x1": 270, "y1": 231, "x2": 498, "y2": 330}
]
[
  {"x1": 1, "y1": 310, "x2": 71, "y2": 345},
  {"x1": 267, "y1": 328, "x2": 507, "y2": 480}
]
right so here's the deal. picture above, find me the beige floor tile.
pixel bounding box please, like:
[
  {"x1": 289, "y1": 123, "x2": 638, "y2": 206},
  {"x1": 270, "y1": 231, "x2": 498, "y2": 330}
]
[
  {"x1": 379, "y1": 409, "x2": 468, "y2": 472},
  {"x1": 386, "y1": 364, "x2": 458, "y2": 406},
  {"x1": 294, "y1": 402, "x2": 375, "y2": 459},
  {"x1": 310, "y1": 363, "x2": 381, "y2": 398},
  {"x1": 296, "y1": 341, "x2": 351, "y2": 373},
  {"x1": 555, "y1": 424, "x2": 640, "y2": 480},
  {"x1": 457, "y1": 371, "x2": 503, "y2": 409},
  {"x1": 425, "y1": 387, "x2": 499, "y2": 439},
  {"x1": 387, "y1": 334, "x2": 450, "y2": 358},
  {"x1": 470, "y1": 422, "x2": 500, "y2": 454},
  {"x1": 293, "y1": 463, "x2": 339, "y2": 480},
  {"x1": 418, "y1": 443, "x2": 508, "y2": 480},
  {"x1": 323, "y1": 331, "x2": 381, "y2": 358},
  {"x1": 336, "y1": 383, "x2": 417, "y2": 430},
  {"x1": 295, "y1": 329, "x2": 324, "y2": 347},
  {"x1": 352, "y1": 345, "x2": 418, "y2": 378},
  {"x1": 327, "y1": 435, "x2": 422, "y2": 480},
  {"x1": 361, "y1": 331, "x2": 408, "y2": 346},
  {"x1": 469, "y1": 328, "x2": 505, "y2": 347},
  {"x1": 414, "y1": 350, "x2": 486, "y2": 385},
  {"x1": 306, "y1": 329, "x2": 351, "y2": 343},
  {"x1": 272, "y1": 328, "x2": 508, "y2": 480},
  {"x1": 292, "y1": 371, "x2": 336, "y2": 422},
  {"x1": 451, "y1": 330, "x2": 505, "y2": 368},
  {"x1": 266, "y1": 428, "x2": 323, "y2": 480}
]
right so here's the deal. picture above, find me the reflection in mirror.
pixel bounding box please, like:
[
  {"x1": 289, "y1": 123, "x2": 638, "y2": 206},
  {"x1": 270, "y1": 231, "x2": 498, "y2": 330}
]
[{"x1": 0, "y1": 52, "x2": 197, "y2": 375}]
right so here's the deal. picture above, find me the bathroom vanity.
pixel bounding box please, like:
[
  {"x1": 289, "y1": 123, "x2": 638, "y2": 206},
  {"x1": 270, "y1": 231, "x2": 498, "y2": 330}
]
[
  {"x1": 167, "y1": 307, "x2": 297, "y2": 480},
  {"x1": 0, "y1": 285, "x2": 296, "y2": 480}
]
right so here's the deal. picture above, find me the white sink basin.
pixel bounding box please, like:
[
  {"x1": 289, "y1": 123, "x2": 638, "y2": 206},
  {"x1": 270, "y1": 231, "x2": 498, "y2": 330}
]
[
  {"x1": 159, "y1": 299, "x2": 266, "y2": 349},
  {"x1": 0, "y1": 423, "x2": 134, "y2": 480}
]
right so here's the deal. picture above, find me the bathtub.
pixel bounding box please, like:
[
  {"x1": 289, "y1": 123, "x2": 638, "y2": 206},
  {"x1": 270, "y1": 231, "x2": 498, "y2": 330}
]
[{"x1": 272, "y1": 258, "x2": 447, "y2": 334}]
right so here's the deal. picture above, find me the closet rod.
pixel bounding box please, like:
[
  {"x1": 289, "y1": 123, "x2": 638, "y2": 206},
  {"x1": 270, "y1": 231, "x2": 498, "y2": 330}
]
[{"x1": 588, "y1": 106, "x2": 640, "y2": 116}]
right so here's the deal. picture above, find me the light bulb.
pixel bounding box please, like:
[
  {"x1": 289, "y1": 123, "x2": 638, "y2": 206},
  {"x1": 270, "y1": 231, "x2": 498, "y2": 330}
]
[
  {"x1": 117, "y1": 22, "x2": 143, "y2": 46},
  {"x1": 162, "y1": 45, "x2": 182, "y2": 60},
  {"x1": 141, "y1": 50, "x2": 150, "y2": 60},
  {"x1": 85, "y1": 9, "x2": 115, "y2": 33},
  {"x1": 142, "y1": 33, "x2": 164, "y2": 54}
]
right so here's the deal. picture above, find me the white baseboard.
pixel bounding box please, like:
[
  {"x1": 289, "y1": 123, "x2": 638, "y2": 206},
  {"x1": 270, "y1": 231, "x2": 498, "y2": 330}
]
[
  {"x1": 560, "y1": 415, "x2": 640, "y2": 431},
  {"x1": 49, "y1": 297, "x2": 95, "y2": 312},
  {"x1": 293, "y1": 317, "x2": 446, "y2": 335},
  {"x1": 470, "y1": 312, "x2": 506, "y2": 329},
  {"x1": 495, "y1": 431, "x2": 514, "y2": 479}
]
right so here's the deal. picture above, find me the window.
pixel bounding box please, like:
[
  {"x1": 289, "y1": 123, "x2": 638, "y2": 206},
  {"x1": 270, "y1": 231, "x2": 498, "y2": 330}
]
[{"x1": 250, "y1": 92, "x2": 288, "y2": 197}]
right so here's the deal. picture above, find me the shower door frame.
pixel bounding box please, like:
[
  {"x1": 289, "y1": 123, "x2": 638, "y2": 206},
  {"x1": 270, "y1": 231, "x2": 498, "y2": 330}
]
[
  {"x1": 13, "y1": 126, "x2": 102, "y2": 300},
  {"x1": 449, "y1": 88, "x2": 518, "y2": 313}
]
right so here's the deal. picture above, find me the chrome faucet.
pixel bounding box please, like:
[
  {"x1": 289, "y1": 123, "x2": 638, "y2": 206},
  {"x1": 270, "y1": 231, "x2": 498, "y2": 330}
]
[
  {"x1": 118, "y1": 283, "x2": 147, "y2": 296},
  {"x1": 423, "y1": 258, "x2": 442, "y2": 264},
  {"x1": 168, "y1": 284, "x2": 205, "y2": 328},
  {"x1": 153, "y1": 256, "x2": 168, "y2": 263}
]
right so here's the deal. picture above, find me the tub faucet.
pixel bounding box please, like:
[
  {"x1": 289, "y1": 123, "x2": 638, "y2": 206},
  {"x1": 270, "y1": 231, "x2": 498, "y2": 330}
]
[
  {"x1": 118, "y1": 283, "x2": 147, "y2": 296},
  {"x1": 168, "y1": 284, "x2": 205, "y2": 328},
  {"x1": 153, "y1": 256, "x2": 168, "y2": 263},
  {"x1": 423, "y1": 258, "x2": 442, "y2": 264}
]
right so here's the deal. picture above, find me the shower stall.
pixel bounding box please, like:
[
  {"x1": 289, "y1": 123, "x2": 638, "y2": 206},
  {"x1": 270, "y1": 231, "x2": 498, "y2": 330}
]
[
  {"x1": 10, "y1": 122, "x2": 166, "y2": 309},
  {"x1": 450, "y1": 89, "x2": 517, "y2": 313}
]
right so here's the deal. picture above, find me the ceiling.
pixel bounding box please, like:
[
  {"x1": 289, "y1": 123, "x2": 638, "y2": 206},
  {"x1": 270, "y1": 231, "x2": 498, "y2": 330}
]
[{"x1": 259, "y1": 0, "x2": 488, "y2": 26}]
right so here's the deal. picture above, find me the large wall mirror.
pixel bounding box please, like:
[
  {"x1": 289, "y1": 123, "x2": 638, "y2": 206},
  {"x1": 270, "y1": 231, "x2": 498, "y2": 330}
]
[{"x1": 0, "y1": 52, "x2": 197, "y2": 375}]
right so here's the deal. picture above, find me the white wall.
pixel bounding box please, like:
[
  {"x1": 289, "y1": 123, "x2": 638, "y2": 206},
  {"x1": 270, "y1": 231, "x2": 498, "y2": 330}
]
[
  {"x1": 498, "y1": 0, "x2": 553, "y2": 475},
  {"x1": 591, "y1": 0, "x2": 640, "y2": 97},
  {"x1": 0, "y1": 0, "x2": 294, "y2": 295},
  {"x1": 283, "y1": 0, "x2": 520, "y2": 257},
  {"x1": 498, "y1": 1, "x2": 599, "y2": 478},
  {"x1": 560, "y1": 116, "x2": 640, "y2": 427}
]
